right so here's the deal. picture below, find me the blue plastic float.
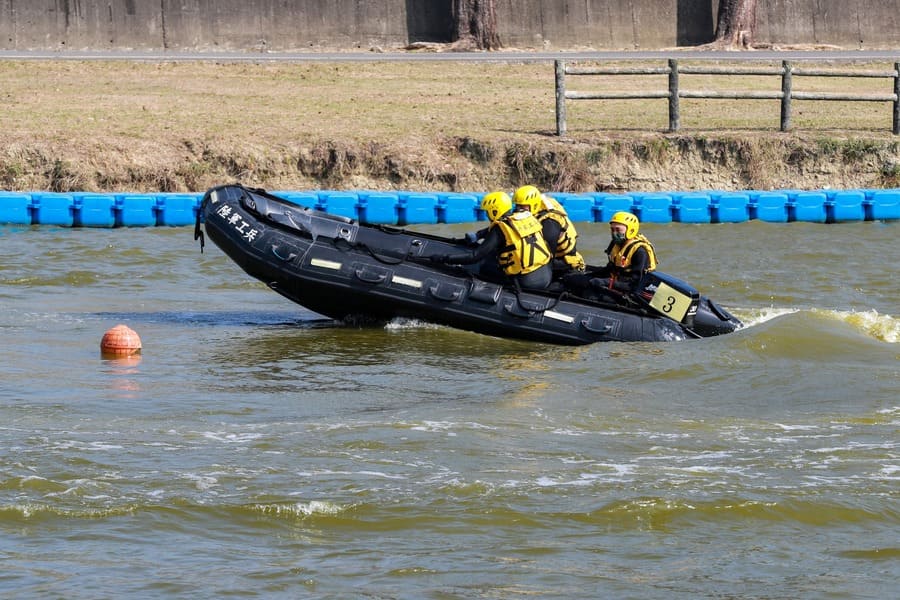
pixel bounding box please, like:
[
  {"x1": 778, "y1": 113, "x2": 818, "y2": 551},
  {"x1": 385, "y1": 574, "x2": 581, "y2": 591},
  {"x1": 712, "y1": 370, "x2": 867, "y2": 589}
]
[{"x1": 1, "y1": 188, "x2": 899, "y2": 227}]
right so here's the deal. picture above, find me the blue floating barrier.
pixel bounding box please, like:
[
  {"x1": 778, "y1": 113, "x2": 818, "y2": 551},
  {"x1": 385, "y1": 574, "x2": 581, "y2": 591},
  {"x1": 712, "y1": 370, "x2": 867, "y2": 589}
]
[
  {"x1": 32, "y1": 193, "x2": 74, "y2": 227},
  {"x1": 276, "y1": 191, "x2": 318, "y2": 209},
  {"x1": 545, "y1": 191, "x2": 573, "y2": 213},
  {"x1": 73, "y1": 193, "x2": 116, "y2": 227},
  {"x1": 631, "y1": 192, "x2": 673, "y2": 223},
  {"x1": 825, "y1": 190, "x2": 865, "y2": 222},
  {"x1": 473, "y1": 192, "x2": 489, "y2": 221},
  {"x1": 317, "y1": 191, "x2": 359, "y2": 220},
  {"x1": 748, "y1": 191, "x2": 788, "y2": 222},
  {"x1": 671, "y1": 192, "x2": 712, "y2": 223},
  {"x1": 436, "y1": 192, "x2": 479, "y2": 223},
  {"x1": 554, "y1": 193, "x2": 593, "y2": 222},
  {"x1": 116, "y1": 194, "x2": 157, "y2": 227},
  {"x1": 788, "y1": 191, "x2": 827, "y2": 223},
  {"x1": 590, "y1": 193, "x2": 634, "y2": 222},
  {"x1": 397, "y1": 192, "x2": 438, "y2": 225},
  {"x1": 710, "y1": 192, "x2": 750, "y2": 223},
  {"x1": 14, "y1": 187, "x2": 891, "y2": 228},
  {"x1": 0, "y1": 192, "x2": 33, "y2": 225},
  {"x1": 777, "y1": 189, "x2": 805, "y2": 201},
  {"x1": 866, "y1": 189, "x2": 900, "y2": 220},
  {"x1": 357, "y1": 192, "x2": 399, "y2": 224},
  {"x1": 156, "y1": 194, "x2": 200, "y2": 226}
]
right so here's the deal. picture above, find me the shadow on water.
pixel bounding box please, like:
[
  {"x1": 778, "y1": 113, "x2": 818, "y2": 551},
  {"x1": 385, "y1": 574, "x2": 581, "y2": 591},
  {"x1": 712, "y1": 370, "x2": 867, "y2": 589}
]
[
  {"x1": 92, "y1": 310, "x2": 333, "y2": 328},
  {"x1": 206, "y1": 320, "x2": 545, "y2": 369},
  {"x1": 189, "y1": 317, "x2": 602, "y2": 405}
]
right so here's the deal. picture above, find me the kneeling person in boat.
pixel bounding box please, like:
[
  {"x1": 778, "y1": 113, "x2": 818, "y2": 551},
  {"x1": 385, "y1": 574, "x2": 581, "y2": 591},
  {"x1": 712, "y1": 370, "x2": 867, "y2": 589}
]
[
  {"x1": 564, "y1": 211, "x2": 658, "y2": 298},
  {"x1": 430, "y1": 191, "x2": 554, "y2": 291},
  {"x1": 513, "y1": 185, "x2": 586, "y2": 277}
]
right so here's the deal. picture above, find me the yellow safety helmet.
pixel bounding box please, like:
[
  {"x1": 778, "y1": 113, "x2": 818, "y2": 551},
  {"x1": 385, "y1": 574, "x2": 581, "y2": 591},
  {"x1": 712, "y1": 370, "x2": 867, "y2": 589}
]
[
  {"x1": 481, "y1": 191, "x2": 513, "y2": 222},
  {"x1": 513, "y1": 185, "x2": 543, "y2": 214},
  {"x1": 610, "y1": 211, "x2": 640, "y2": 239}
]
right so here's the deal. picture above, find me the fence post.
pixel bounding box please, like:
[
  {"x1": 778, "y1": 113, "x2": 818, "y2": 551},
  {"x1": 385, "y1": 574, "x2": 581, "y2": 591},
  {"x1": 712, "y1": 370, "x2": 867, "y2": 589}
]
[
  {"x1": 893, "y1": 62, "x2": 899, "y2": 135},
  {"x1": 668, "y1": 59, "x2": 680, "y2": 132},
  {"x1": 780, "y1": 60, "x2": 792, "y2": 131},
  {"x1": 555, "y1": 60, "x2": 567, "y2": 137}
]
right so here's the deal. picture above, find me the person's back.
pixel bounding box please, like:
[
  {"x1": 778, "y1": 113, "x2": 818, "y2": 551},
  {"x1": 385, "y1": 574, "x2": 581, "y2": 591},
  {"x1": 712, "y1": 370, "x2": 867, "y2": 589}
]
[{"x1": 512, "y1": 185, "x2": 585, "y2": 275}]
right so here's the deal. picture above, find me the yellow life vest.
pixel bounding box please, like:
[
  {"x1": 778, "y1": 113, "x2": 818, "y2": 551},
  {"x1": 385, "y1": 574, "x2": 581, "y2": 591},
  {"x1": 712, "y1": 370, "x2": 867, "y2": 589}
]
[
  {"x1": 608, "y1": 234, "x2": 658, "y2": 273},
  {"x1": 492, "y1": 212, "x2": 552, "y2": 275},
  {"x1": 539, "y1": 196, "x2": 585, "y2": 270}
]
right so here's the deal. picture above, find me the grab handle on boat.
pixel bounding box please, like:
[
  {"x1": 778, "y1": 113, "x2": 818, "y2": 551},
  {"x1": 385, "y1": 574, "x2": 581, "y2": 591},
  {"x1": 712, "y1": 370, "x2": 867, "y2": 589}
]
[
  {"x1": 428, "y1": 284, "x2": 463, "y2": 302},
  {"x1": 355, "y1": 268, "x2": 389, "y2": 284},
  {"x1": 580, "y1": 319, "x2": 612, "y2": 334},
  {"x1": 503, "y1": 302, "x2": 539, "y2": 318}
]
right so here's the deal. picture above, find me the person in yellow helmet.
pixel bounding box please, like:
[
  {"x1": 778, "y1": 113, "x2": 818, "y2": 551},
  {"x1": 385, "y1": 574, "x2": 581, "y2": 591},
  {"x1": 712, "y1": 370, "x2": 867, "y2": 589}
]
[
  {"x1": 563, "y1": 210, "x2": 658, "y2": 297},
  {"x1": 430, "y1": 191, "x2": 553, "y2": 290},
  {"x1": 512, "y1": 185, "x2": 586, "y2": 276}
]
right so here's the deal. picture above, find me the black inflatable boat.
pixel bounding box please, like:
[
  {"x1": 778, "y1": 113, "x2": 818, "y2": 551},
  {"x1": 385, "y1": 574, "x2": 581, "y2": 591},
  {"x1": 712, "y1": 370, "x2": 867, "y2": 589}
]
[{"x1": 195, "y1": 184, "x2": 741, "y2": 345}]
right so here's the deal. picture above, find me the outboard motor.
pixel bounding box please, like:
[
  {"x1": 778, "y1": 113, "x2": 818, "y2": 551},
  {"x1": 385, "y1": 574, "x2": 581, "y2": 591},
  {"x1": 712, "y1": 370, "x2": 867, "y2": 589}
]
[
  {"x1": 690, "y1": 297, "x2": 743, "y2": 337},
  {"x1": 637, "y1": 271, "x2": 701, "y2": 326},
  {"x1": 636, "y1": 271, "x2": 741, "y2": 337}
]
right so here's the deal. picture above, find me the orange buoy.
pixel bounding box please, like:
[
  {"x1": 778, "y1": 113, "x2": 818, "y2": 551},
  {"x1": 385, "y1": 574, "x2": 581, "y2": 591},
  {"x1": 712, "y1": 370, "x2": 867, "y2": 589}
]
[{"x1": 100, "y1": 324, "x2": 142, "y2": 357}]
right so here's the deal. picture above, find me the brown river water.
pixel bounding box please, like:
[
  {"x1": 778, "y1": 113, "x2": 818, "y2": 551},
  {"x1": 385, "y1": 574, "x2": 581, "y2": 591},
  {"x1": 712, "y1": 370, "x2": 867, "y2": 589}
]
[{"x1": 1, "y1": 217, "x2": 897, "y2": 598}]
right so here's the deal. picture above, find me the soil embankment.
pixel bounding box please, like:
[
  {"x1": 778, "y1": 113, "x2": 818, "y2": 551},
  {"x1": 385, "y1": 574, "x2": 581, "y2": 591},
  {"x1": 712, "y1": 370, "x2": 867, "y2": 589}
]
[{"x1": 6, "y1": 135, "x2": 899, "y2": 194}]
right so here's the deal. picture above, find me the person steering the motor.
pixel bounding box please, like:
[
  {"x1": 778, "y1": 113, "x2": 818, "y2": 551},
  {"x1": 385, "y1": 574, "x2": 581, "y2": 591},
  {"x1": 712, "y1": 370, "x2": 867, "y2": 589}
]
[{"x1": 564, "y1": 211, "x2": 658, "y2": 297}]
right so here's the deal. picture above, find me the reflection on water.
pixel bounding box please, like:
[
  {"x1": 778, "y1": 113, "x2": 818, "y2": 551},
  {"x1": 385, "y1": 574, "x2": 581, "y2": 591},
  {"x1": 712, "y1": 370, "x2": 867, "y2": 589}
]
[{"x1": 101, "y1": 354, "x2": 143, "y2": 398}]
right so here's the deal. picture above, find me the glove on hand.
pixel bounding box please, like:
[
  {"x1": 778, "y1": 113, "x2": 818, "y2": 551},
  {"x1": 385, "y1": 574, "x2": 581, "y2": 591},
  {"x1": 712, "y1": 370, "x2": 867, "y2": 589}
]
[{"x1": 464, "y1": 232, "x2": 479, "y2": 244}]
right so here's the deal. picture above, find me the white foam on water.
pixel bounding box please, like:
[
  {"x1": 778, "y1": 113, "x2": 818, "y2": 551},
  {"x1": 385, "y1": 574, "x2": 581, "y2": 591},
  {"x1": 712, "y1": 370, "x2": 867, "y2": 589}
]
[
  {"x1": 50, "y1": 440, "x2": 124, "y2": 451},
  {"x1": 200, "y1": 431, "x2": 263, "y2": 443},
  {"x1": 830, "y1": 308, "x2": 900, "y2": 343},
  {"x1": 677, "y1": 465, "x2": 742, "y2": 474},
  {"x1": 551, "y1": 428, "x2": 585, "y2": 436},
  {"x1": 879, "y1": 465, "x2": 900, "y2": 479},
  {"x1": 184, "y1": 474, "x2": 218, "y2": 491},
  {"x1": 384, "y1": 317, "x2": 442, "y2": 331},
  {"x1": 409, "y1": 420, "x2": 458, "y2": 434},
  {"x1": 355, "y1": 471, "x2": 407, "y2": 480},
  {"x1": 598, "y1": 462, "x2": 638, "y2": 477},
  {"x1": 254, "y1": 500, "x2": 345, "y2": 517},
  {"x1": 736, "y1": 306, "x2": 798, "y2": 328},
  {"x1": 774, "y1": 423, "x2": 820, "y2": 431}
]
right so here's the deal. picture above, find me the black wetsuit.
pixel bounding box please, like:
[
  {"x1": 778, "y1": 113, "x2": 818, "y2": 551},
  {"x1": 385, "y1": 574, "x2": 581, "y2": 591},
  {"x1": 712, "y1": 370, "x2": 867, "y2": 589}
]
[
  {"x1": 441, "y1": 227, "x2": 552, "y2": 291},
  {"x1": 564, "y1": 243, "x2": 650, "y2": 296}
]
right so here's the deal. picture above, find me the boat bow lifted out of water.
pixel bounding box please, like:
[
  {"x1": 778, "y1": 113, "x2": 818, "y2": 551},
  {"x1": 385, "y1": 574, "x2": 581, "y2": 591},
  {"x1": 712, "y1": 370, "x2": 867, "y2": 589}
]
[{"x1": 195, "y1": 184, "x2": 741, "y2": 345}]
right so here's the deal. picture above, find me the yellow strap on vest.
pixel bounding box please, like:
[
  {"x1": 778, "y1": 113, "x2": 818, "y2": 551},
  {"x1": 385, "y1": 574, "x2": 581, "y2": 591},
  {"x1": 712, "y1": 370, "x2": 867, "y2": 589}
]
[{"x1": 611, "y1": 235, "x2": 658, "y2": 271}]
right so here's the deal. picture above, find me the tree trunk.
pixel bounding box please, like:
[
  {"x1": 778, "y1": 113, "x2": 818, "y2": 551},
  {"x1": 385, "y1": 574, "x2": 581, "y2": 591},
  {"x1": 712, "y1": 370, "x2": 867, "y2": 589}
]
[
  {"x1": 450, "y1": 0, "x2": 501, "y2": 50},
  {"x1": 715, "y1": 0, "x2": 758, "y2": 49}
]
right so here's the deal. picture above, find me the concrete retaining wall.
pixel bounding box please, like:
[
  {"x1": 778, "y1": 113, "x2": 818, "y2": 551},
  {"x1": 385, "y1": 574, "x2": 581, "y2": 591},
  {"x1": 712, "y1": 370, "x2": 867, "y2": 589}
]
[
  {"x1": 1, "y1": 1, "x2": 897, "y2": 52},
  {"x1": 495, "y1": 1, "x2": 900, "y2": 49}
]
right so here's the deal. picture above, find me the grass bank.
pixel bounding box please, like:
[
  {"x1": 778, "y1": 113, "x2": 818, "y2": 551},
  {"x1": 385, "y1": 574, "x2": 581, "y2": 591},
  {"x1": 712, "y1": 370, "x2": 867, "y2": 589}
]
[{"x1": 1, "y1": 59, "x2": 899, "y2": 193}]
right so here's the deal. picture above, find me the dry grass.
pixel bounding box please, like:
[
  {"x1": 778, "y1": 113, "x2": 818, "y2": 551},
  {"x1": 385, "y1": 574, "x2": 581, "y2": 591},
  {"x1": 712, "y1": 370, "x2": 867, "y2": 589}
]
[
  {"x1": 1, "y1": 59, "x2": 898, "y2": 192},
  {"x1": 3, "y1": 59, "x2": 897, "y2": 142}
]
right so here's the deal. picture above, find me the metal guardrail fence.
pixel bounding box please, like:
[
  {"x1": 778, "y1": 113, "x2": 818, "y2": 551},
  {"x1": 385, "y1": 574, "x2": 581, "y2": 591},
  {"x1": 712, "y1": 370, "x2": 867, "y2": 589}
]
[{"x1": 555, "y1": 59, "x2": 900, "y2": 136}]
